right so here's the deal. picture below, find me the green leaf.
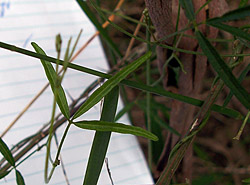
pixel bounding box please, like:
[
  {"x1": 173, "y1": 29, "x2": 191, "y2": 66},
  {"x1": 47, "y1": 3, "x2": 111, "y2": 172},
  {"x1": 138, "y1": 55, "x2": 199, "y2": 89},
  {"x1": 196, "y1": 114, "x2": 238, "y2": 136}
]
[
  {"x1": 156, "y1": 138, "x2": 192, "y2": 185},
  {"x1": 0, "y1": 41, "x2": 243, "y2": 119},
  {"x1": 136, "y1": 100, "x2": 180, "y2": 136},
  {"x1": 72, "y1": 51, "x2": 152, "y2": 119},
  {"x1": 31, "y1": 42, "x2": 70, "y2": 119},
  {"x1": 148, "y1": 110, "x2": 164, "y2": 164},
  {"x1": 0, "y1": 137, "x2": 15, "y2": 167},
  {"x1": 239, "y1": 0, "x2": 249, "y2": 8},
  {"x1": 74, "y1": 120, "x2": 158, "y2": 141},
  {"x1": 83, "y1": 86, "x2": 119, "y2": 185},
  {"x1": 15, "y1": 170, "x2": 25, "y2": 185},
  {"x1": 223, "y1": 64, "x2": 250, "y2": 107},
  {"x1": 195, "y1": 31, "x2": 250, "y2": 109},
  {"x1": 0, "y1": 170, "x2": 11, "y2": 179},
  {"x1": 207, "y1": 5, "x2": 250, "y2": 22},
  {"x1": 206, "y1": 22, "x2": 250, "y2": 41},
  {"x1": 242, "y1": 177, "x2": 250, "y2": 183},
  {"x1": 76, "y1": 0, "x2": 122, "y2": 58},
  {"x1": 179, "y1": 0, "x2": 195, "y2": 21},
  {"x1": 156, "y1": 113, "x2": 210, "y2": 185}
]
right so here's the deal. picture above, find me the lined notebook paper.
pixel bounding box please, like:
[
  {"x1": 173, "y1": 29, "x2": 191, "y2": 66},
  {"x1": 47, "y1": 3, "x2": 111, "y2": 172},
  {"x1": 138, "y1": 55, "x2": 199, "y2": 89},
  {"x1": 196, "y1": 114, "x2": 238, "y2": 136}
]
[{"x1": 0, "y1": 0, "x2": 153, "y2": 184}]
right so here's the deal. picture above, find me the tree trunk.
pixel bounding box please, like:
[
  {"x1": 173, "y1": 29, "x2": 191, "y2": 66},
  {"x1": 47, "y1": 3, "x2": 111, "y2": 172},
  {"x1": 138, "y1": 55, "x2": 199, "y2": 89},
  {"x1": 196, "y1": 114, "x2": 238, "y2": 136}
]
[{"x1": 144, "y1": 0, "x2": 228, "y2": 182}]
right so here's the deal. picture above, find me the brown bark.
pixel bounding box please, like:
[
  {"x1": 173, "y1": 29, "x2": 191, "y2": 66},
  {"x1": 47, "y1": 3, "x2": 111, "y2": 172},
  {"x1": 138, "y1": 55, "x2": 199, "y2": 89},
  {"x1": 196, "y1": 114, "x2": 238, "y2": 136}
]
[{"x1": 144, "y1": 0, "x2": 174, "y2": 45}]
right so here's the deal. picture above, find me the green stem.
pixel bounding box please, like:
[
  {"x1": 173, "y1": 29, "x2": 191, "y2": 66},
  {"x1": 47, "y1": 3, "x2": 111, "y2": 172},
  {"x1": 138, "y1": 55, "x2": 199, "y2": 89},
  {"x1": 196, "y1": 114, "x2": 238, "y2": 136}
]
[
  {"x1": 45, "y1": 122, "x2": 72, "y2": 183},
  {"x1": 146, "y1": 29, "x2": 152, "y2": 170},
  {"x1": 233, "y1": 110, "x2": 250, "y2": 140},
  {"x1": 45, "y1": 95, "x2": 57, "y2": 183},
  {"x1": 0, "y1": 42, "x2": 244, "y2": 119},
  {"x1": 156, "y1": 80, "x2": 225, "y2": 185},
  {"x1": 54, "y1": 122, "x2": 72, "y2": 163}
]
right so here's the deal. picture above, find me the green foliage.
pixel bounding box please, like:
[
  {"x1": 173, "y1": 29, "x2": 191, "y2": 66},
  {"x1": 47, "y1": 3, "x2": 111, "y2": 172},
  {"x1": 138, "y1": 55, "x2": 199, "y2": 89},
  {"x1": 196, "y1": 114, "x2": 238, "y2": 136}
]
[
  {"x1": 207, "y1": 5, "x2": 250, "y2": 22},
  {"x1": 31, "y1": 42, "x2": 70, "y2": 119},
  {"x1": 15, "y1": 170, "x2": 25, "y2": 185},
  {"x1": 179, "y1": 0, "x2": 195, "y2": 21},
  {"x1": 0, "y1": 170, "x2": 11, "y2": 179},
  {"x1": 0, "y1": 138, "x2": 25, "y2": 184},
  {"x1": 242, "y1": 177, "x2": 250, "y2": 183},
  {"x1": 0, "y1": 1, "x2": 249, "y2": 185},
  {"x1": 72, "y1": 51, "x2": 152, "y2": 119},
  {"x1": 0, "y1": 138, "x2": 15, "y2": 167},
  {"x1": 223, "y1": 64, "x2": 250, "y2": 106},
  {"x1": 195, "y1": 31, "x2": 250, "y2": 110},
  {"x1": 74, "y1": 120, "x2": 158, "y2": 141},
  {"x1": 76, "y1": 0, "x2": 122, "y2": 58},
  {"x1": 83, "y1": 86, "x2": 119, "y2": 185},
  {"x1": 206, "y1": 22, "x2": 250, "y2": 41}
]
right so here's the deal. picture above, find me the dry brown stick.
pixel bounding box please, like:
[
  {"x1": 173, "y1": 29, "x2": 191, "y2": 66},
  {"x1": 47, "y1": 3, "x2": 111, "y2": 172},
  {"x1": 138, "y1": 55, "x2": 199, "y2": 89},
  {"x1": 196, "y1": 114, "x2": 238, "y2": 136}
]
[
  {"x1": 111, "y1": 14, "x2": 145, "y2": 73},
  {"x1": 0, "y1": 0, "x2": 147, "y2": 172},
  {"x1": 0, "y1": 82, "x2": 94, "y2": 172},
  {"x1": 0, "y1": 0, "x2": 124, "y2": 138},
  {"x1": 123, "y1": 14, "x2": 144, "y2": 60},
  {"x1": 0, "y1": 84, "x2": 50, "y2": 137}
]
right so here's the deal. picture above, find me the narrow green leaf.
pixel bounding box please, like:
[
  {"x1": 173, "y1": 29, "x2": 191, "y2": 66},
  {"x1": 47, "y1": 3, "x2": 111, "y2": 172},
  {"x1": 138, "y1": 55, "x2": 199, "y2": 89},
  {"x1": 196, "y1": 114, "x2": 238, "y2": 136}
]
[
  {"x1": 74, "y1": 120, "x2": 158, "y2": 141},
  {"x1": 156, "y1": 139, "x2": 192, "y2": 185},
  {"x1": 207, "y1": 22, "x2": 250, "y2": 41},
  {"x1": 239, "y1": 0, "x2": 249, "y2": 8},
  {"x1": 83, "y1": 86, "x2": 119, "y2": 185},
  {"x1": 153, "y1": 114, "x2": 180, "y2": 136},
  {"x1": 195, "y1": 31, "x2": 250, "y2": 109},
  {"x1": 239, "y1": 37, "x2": 250, "y2": 48},
  {"x1": 76, "y1": 0, "x2": 122, "y2": 58},
  {"x1": 72, "y1": 51, "x2": 152, "y2": 119},
  {"x1": 0, "y1": 41, "x2": 243, "y2": 119},
  {"x1": 31, "y1": 42, "x2": 70, "y2": 119},
  {"x1": 223, "y1": 64, "x2": 250, "y2": 107},
  {"x1": 156, "y1": 113, "x2": 210, "y2": 185},
  {"x1": 0, "y1": 170, "x2": 11, "y2": 179},
  {"x1": 179, "y1": 0, "x2": 195, "y2": 21},
  {"x1": 207, "y1": 5, "x2": 250, "y2": 22},
  {"x1": 149, "y1": 110, "x2": 164, "y2": 164},
  {"x1": 15, "y1": 170, "x2": 25, "y2": 185},
  {"x1": 136, "y1": 100, "x2": 180, "y2": 136},
  {"x1": 0, "y1": 137, "x2": 15, "y2": 167},
  {"x1": 242, "y1": 177, "x2": 250, "y2": 183}
]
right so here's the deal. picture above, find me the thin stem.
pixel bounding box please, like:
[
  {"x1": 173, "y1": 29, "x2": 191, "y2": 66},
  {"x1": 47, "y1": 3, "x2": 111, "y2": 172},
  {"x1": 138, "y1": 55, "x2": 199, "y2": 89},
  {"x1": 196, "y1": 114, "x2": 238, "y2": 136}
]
[
  {"x1": 54, "y1": 133, "x2": 70, "y2": 185},
  {"x1": 54, "y1": 122, "x2": 72, "y2": 163},
  {"x1": 44, "y1": 96, "x2": 58, "y2": 183},
  {"x1": 233, "y1": 111, "x2": 250, "y2": 140},
  {"x1": 173, "y1": 2, "x2": 181, "y2": 45},
  {"x1": 0, "y1": 1, "x2": 122, "y2": 138},
  {"x1": 45, "y1": 42, "x2": 65, "y2": 183},
  {"x1": 99, "y1": 7, "x2": 150, "y2": 28},
  {"x1": 152, "y1": 28, "x2": 185, "y2": 86},
  {"x1": 45, "y1": 122, "x2": 72, "y2": 183},
  {"x1": 195, "y1": 0, "x2": 212, "y2": 16},
  {"x1": 0, "y1": 43, "x2": 244, "y2": 119},
  {"x1": 146, "y1": 28, "x2": 152, "y2": 170},
  {"x1": 16, "y1": 144, "x2": 46, "y2": 168}
]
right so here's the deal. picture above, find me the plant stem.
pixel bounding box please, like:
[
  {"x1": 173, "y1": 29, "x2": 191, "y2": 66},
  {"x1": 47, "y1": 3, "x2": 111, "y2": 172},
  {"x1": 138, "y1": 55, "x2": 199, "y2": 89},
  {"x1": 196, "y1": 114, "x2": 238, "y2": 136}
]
[
  {"x1": 233, "y1": 111, "x2": 250, "y2": 140},
  {"x1": 0, "y1": 42, "x2": 244, "y2": 119},
  {"x1": 146, "y1": 28, "x2": 152, "y2": 170}
]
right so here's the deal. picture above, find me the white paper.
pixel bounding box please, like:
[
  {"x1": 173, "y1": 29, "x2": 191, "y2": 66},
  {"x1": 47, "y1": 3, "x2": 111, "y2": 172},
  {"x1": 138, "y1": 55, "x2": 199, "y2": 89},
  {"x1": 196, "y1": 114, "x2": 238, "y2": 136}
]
[{"x1": 0, "y1": 0, "x2": 153, "y2": 184}]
